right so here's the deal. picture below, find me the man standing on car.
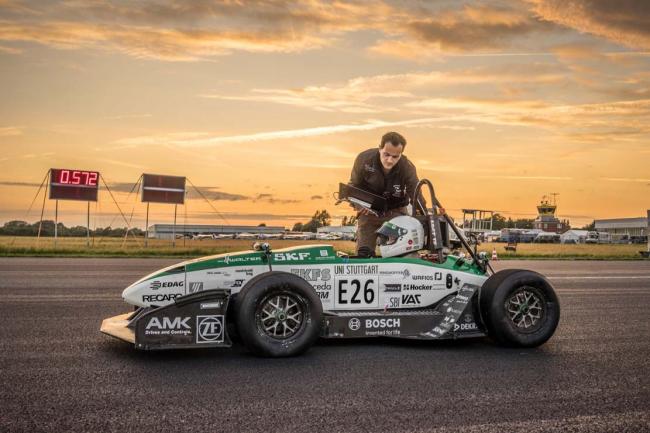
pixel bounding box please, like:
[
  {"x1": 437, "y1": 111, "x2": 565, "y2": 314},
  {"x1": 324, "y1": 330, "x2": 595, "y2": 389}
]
[{"x1": 349, "y1": 131, "x2": 425, "y2": 256}]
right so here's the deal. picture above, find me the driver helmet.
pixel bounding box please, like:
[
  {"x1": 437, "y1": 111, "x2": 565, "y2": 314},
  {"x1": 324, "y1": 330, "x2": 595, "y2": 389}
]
[{"x1": 376, "y1": 215, "x2": 424, "y2": 257}]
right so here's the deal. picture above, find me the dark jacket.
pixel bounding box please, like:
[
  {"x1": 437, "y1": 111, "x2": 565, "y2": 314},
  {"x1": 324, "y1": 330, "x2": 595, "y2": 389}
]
[{"x1": 349, "y1": 148, "x2": 424, "y2": 211}]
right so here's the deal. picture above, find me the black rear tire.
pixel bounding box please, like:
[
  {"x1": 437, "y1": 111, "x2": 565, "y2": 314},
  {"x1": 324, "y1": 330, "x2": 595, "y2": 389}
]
[
  {"x1": 480, "y1": 269, "x2": 560, "y2": 347},
  {"x1": 235, "y1": 271, "x2": 322, "y2": 357}
]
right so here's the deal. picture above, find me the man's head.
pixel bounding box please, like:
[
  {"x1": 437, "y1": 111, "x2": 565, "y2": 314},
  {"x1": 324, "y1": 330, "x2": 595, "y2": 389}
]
[{"x1": 379, "y1": 131, "x2": 406, "y2": 171}]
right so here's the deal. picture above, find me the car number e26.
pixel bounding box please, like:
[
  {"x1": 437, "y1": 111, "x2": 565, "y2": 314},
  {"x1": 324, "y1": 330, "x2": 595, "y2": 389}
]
[{"x1": 335, "y1": 277, "x2": 378, "y2": 308}]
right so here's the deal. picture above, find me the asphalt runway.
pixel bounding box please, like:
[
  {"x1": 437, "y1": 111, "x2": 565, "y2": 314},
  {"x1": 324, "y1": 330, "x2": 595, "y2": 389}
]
[{"x1": 1, "y1": 258, "x2": 649, "y2": 432}]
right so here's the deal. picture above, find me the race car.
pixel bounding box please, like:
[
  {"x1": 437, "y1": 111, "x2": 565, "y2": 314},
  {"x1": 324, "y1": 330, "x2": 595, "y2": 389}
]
[{"x1": 101, "y1": 180, "x2": 560, "y2": 357}]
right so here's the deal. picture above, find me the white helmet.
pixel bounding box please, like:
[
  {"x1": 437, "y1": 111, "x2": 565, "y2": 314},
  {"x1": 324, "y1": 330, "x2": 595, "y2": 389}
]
[{"x1": 376, "y1": 215, "x2": 424, "y2": 258}]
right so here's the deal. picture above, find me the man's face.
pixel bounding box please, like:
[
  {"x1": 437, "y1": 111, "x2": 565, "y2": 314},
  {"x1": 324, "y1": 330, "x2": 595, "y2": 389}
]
[{"x1": 379, "y1": 142, "x2": 403, "y2": 171}]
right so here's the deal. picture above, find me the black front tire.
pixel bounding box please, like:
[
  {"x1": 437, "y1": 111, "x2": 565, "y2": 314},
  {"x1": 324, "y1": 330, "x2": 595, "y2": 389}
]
[
  {"x1": 480, "y1": 269, "x2": 560, "y2": 347},
  {"x1": 235, "y1": 272, "x2": 323, "y2": 357}
]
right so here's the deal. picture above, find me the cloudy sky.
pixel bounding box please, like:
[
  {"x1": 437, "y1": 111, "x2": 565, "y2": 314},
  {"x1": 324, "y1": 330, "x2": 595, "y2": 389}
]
[{"x1": 1, "y1": 0, "x2": 649, "y2": 229}]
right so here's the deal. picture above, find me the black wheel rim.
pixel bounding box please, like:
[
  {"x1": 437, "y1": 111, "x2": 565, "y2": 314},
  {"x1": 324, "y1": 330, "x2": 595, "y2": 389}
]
[
  {"x1": 505, "y1": 286, "x2": 546, "y2": 333},
  {"x1": 256, "y1": 292, "x2": 305, "y2": 340}
]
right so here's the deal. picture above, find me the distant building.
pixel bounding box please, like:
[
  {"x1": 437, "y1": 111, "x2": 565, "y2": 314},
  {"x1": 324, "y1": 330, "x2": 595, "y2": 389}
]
[
  {"x1": 533, "y1": 195, "x2": 569, "y2": 233},
  {"x1": 317, "y1": 225, "x2": 356, "y2": 235},
  {"x1": 595, "y1": 216, "x2": 648, "y2": 238},
  {"x1": 148, "y1": 224, "x2": 285, "y2": 240},
  {"x1": 461, "y1": 209, "x2": 494, "y2": 233},
  {"x1": 317, "y1": 225, "x2": 356, "y2": 240}
]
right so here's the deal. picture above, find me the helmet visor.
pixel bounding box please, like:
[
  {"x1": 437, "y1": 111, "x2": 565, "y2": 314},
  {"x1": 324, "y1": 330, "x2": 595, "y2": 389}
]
[{"x1": 376, "y1": 222, "x2": 407, "y2": 246}]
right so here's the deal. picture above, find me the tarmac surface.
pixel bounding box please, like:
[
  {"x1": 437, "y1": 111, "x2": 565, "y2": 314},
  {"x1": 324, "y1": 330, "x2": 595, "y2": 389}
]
[{"x1": 1, "y1": 258, "x2": 649, "y2": 432}]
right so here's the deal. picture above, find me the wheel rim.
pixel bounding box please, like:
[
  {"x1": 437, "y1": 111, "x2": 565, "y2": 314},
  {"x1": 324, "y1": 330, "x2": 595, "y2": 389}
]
[
  {"x1": 505, "y1": 287, "x2": 545, "y2": 332},
  {"x1": 257, "y1": 293, "x2": 304, "y2": 339}
]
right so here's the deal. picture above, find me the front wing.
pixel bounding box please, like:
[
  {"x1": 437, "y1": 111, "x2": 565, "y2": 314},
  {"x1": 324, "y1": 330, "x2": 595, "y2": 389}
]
[{"x1": 101, "y1": 290, "x2": 232, "y2": 350}]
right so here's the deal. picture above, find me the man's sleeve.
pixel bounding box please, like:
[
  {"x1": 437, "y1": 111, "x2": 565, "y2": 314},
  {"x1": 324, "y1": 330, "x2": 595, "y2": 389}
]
[
  {"x1": 405, "y1": 160, "x2": 427, "y2": 213},
  {"x1": 349, "y1": 153, "x2": 363, "y2": 186}
]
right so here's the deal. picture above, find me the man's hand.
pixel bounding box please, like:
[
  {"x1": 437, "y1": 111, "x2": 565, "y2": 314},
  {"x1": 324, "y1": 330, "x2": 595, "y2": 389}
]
[
  {"x1": 438, "y1": 207, "x2": 446, "y2": 215},
  {"x1": 351, "y1": 203, "x2": 373, "y2": 216}
]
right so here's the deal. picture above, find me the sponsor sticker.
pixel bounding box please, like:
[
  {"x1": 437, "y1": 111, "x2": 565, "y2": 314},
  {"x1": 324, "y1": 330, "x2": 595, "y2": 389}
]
[
  {"x1": 412, "y1": 274, "x2": 435, "y2": 281},
  {"x1": 142, "y1": 293, "x2": 182, "y2": 303},
  {"x1": 150, "y1": 280, "x2": 183, "y2": 289},
  {"x1": 290, "y1": 268, "x2": 331, "y2": 281},
  {"x1": 196, "y1": 315, "x2": 224, "y2": 343},
  {"x1": 379, "y1": 269, "x2": 410, "y2": 279},
  {"x1": 334, "y1": 264, "x2": 379, "y2": 275},
  {"x1": 365, "y1": 318, "x2": 400, "y2": 329},
  {"x1": 403, "y1": 284, "x2": 436, "y2": 291},
  {"x1": 222, "y1": 255, "x2": 262, "y2": 265},
  {"x1": 207, "y1": 270, "x2": 231, "y2": 276},
  {"x1": 144, "y1": 316, "x2": 191, "y2": 336},
  {"x1": 235, "y1": 269, "x2": 254, "y2": 276},
  {"x1": 188, "y1": 282, "x2": 204, "y2": 294},
  {"x1": 274, "y1": 252, "x2": 311, "y2": 261},
  {"x1": 454, "y1": 322, "x2": 478, "y2": 332},
  {"x1": 312, "y1": 282, "x2": 332, "y2": 291},
  {"x1": 348, "y1": 318, "x2": 361, "y2": 331},
  {"x1": 401, "y1": 294, "x2": 421, "y2": 305},
  {"x1": 383, "y1": 283, "x2": 402, "y2": 292}
]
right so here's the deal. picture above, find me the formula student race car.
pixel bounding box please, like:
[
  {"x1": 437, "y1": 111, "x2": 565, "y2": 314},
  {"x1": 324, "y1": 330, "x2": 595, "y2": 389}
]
[{"x1": 101, "y1": 180, "x2": 560, "y2": 357}]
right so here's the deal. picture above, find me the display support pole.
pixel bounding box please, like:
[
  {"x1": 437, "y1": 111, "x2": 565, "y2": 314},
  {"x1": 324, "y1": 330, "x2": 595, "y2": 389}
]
[
  {"x1": 647, "y1": 210, "x2": 649, "y2": 253},
  {"x1": 145, "y1": 202, "x2": 150, "y2": 247},
  {"x1": 183, "y1": 203, "x2": 187, "y2": 248},
  {"x1": 37, "y1": 171, "x2": 50, "y2": 245},
  {"x1": 54, "y1": 199, "x2": 59, "y2": 249},
  {"x1": 172, "y1": 204, "x2": 177, "y2": 248},
  {"x1": 86, "y1": 201, "x2": 90, "y2": 248}
]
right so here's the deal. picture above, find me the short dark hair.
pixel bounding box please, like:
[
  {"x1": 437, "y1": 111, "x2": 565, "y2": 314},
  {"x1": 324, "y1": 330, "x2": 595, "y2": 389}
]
[{"x1": 380, "y1": 131, "x2": 406, "y2": 149}]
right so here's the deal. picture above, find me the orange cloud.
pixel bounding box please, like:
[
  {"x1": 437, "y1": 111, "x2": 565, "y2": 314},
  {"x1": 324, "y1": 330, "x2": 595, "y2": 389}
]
[
  {"x1": 0, "y1": 126, "x2": 22, "y2": 136},
  {"x1": 202, "y1": 64, "x2": 568, "y2": 113},
  {"x1": 0, "y1": 1, "x2": 565, "y2": 61},
  {"x1": 0, "y1": 21, "x2": 329, "y2": 60},
  {"x1": 530, "y1": 0, "x2": 650, "y2": 49},
  {"x1": 370, "y1": 3, "x2": 554, "y2": 58}
]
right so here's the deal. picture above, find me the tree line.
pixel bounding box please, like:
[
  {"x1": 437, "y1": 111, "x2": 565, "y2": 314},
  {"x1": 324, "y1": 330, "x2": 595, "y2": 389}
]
[
  {"x1": 470, "y1": 213, "x2": 594, "y2": 231},
  {"x1": 0, "y1": 220, "x2": 145, "y2": 237}
]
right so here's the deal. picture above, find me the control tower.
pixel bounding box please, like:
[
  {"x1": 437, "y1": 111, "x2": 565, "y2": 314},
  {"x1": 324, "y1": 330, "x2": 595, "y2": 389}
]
[{"x1": 533, "y1": 193, "x2": 568, "y2": 233}]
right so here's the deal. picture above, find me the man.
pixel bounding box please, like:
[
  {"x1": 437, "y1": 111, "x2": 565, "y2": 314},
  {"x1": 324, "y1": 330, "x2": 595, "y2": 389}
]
[{"x1": 349, "y1": 131, "x2": 424, "y2": 256}]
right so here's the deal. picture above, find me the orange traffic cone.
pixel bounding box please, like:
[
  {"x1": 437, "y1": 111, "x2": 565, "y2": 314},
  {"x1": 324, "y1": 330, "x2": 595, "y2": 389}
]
[{"x1": 491, "y1": 247, "x2": 498, "y2": 260}]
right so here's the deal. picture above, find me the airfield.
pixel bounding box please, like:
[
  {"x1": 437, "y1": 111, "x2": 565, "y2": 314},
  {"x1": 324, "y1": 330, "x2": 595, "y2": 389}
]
[{"x1": 1, "y1": 258, "x2": 649, "y2": 432}]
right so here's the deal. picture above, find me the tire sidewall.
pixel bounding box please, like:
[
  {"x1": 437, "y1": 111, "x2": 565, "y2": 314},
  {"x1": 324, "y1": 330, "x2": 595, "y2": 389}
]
[
  {"x1": 484, "y1": 270, "x2": 560, "y2": 347},
  {"x1": 236, "y1": 272, "x2": 323, "y2": 357}
]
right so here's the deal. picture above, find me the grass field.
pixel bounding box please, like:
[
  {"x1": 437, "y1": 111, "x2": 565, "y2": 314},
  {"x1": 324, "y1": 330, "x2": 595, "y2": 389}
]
[{"x1": 1, "y1": 236, "x2": 648, "y2": 259}]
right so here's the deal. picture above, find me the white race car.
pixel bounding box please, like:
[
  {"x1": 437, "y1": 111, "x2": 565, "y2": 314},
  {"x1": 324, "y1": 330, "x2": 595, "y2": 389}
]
[{"x1": 101, "y1": 180, "x2": 560, "y2": 357}]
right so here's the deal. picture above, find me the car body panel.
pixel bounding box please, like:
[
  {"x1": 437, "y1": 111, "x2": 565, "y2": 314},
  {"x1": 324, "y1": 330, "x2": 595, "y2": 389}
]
[{"x1": 122, "y1": 245, "x2": 489, "y2": 311}]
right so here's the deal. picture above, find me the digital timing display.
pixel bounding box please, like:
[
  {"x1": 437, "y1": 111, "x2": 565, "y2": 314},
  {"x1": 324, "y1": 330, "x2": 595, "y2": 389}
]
[{"x1": 49, "y1": 168, "x2": 100, "y2": 201}]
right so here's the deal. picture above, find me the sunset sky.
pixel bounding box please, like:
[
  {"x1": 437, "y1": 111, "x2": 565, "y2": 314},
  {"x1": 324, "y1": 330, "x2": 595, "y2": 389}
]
[{"x1": 1, "y1": 0, "x2": 649, "y2": 230}]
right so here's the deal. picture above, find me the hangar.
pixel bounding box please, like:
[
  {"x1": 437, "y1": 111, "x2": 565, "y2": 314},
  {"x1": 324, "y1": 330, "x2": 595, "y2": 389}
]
[
  {"x1": 147, "y1": 224, "x2": 285, "y2": 240},
  {"x1": 595, "y1": 214, "x2": 648, "y2": 238}
]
